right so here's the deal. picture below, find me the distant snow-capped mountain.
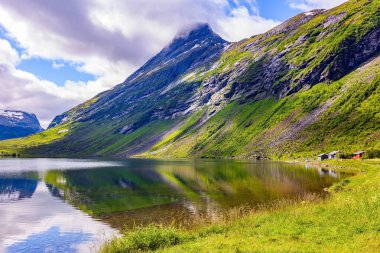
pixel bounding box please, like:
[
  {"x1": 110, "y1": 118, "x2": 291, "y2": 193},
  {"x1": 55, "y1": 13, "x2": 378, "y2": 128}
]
[{"x1": 0, "y1": 110, "x2": 43, "y2": 140}]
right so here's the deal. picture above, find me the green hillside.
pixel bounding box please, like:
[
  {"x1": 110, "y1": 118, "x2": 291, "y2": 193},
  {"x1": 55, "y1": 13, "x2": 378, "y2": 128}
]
[{"x1": 145, "y1": 56, "x2": 380, "y2": 159}]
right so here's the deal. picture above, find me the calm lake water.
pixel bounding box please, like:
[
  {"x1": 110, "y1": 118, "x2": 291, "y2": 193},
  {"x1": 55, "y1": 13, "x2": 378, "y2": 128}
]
[{"x1": 0, "y1": 158, "x2": 348, "y2": 253}]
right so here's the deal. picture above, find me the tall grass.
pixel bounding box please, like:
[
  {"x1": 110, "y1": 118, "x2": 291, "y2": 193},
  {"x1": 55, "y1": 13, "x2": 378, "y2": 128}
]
[
  {"x1": 99, "y1": 193, "x2": 323, "y2": 253},
  {"x1": 100, "y1": 225, "x2": 190, "y2": 253}
]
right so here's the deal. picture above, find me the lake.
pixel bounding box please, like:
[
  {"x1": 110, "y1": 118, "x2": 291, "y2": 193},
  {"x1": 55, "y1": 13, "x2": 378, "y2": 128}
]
[{"x1": 0, "y1": 158, "x2": 348, "y2": 253}]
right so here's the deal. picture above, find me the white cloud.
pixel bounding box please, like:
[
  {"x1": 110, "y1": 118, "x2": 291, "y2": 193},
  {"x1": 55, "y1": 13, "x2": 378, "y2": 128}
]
[
  {"x1": 287, "y1": 0, "x2": 347, "y2": 11},
  {"x1": 216, "y1": 6, "x2": 278, "y2": 41},
  {"x1": 52, "y1": 62, "x2": 64, "y2": 69},
  {"x1": 0, "y1": 39, "x2": 19, "y2": 65},
  {"x1": 0, "y1": 0, "x2": 280, "y2": 127},
  {"x1": 0, "y1": 39, "x2": 106, "y2": 128}
]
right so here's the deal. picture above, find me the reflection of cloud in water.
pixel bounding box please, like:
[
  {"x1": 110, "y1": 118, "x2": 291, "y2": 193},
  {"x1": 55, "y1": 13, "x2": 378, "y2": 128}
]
[
  {"x1": 318, "y1": 168, "x2": 338, "y2": 178},
  {"x1": 329, "y1": 170, "x2": 337, "y2": 178},
  {"x1": 0, "y1": 182, "x2": 116, "y2": 253},
  {"x1": 6, "y1": 226, "x2": 91, "y2": 253},
  {"x1": 318, "y1": 168, "x2": 327, "y2": 176},
  {"x1": 0, "y1": 158, "x2": 122, "y2": 173}
]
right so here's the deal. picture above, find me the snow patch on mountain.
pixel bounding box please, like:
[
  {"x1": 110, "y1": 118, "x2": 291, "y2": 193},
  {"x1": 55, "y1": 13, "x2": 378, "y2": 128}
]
[
  {"x1": 0, "y1": 109, "x2": 43, "y2": 140},
  {"x1": 0, "y1": 110, "x2": 25, "y2": 120}
]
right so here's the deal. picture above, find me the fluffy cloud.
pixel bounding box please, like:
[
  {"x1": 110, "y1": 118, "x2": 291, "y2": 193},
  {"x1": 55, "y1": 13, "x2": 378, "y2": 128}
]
[
  {"x1": 52, "y1": 62, "x2": 64, "y2": 70},
  {"x1": 0, "y1": 39, "x2": 105, "y2": 127},
  {"x1": 287, "y1": 0, "x2": 347, "y2": 11},
  {"x1": 0, "y1": 39, "x2": 19, "y2": 65},
  {"x1": 0, "y1": 0, "x2": 280, "y2": 127},
  {"x1": 216, "y1": 6, "x2": 278, "y2": 40}
]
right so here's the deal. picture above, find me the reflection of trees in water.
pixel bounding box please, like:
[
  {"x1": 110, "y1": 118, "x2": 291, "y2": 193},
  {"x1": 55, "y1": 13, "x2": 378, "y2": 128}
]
[
  {"x1": 0, "y1": 177, "x2": 38, "y2": 202},
  {"x1": 154, "y1": 160, "x2": 349, "y2": 215},
  {"x1": 46, "y1": 183, "x2": 68, "y2": 199},
  {"x1": 44, "y1": 168, "x2": 180, "y2": 217}
]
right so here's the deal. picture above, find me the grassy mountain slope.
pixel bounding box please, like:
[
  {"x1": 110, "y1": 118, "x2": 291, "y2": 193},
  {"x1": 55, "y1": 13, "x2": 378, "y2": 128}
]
[
  {"x1": 1, "y1": 0, "x2": 379, "y2": 158},
  {"x1": 145, "y1": 56, "x2": 380, "y2": 159}
]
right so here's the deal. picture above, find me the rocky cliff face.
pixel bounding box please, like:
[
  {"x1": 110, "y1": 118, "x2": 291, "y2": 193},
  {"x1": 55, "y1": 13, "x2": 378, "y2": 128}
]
[
  {"x1": 194, "y1": 6, "x2": 379, "y2": 113},
  {"x1": 9, "y1": 0, "x2": 380, "y2": 158},
  {"x1": 0, "y1": 110, "x2": 43, "y2": 140}
]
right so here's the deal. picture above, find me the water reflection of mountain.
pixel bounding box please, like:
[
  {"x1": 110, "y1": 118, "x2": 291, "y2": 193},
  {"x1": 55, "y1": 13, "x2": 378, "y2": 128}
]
[
  {"x1": 0, "y1": 178, "x2": 38, "y2": 202},
  {"x1": 44, "y1": 167, "x2": 179, "y2": 216},
  {"x1": 43, "y1": 160, "x2": 346, "y2": 229}
]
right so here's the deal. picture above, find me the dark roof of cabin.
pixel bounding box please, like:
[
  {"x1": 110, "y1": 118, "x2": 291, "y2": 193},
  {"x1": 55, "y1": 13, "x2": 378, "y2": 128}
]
[
  {"x1": 329, "y1": 151, "x2": 340, "y2": 155},
  {"x1": 353, "y1": 151, "x2": 365, "y2": 155},
  {"x1": 318, "y1": 154, "x2": 328, "y2": 157}
]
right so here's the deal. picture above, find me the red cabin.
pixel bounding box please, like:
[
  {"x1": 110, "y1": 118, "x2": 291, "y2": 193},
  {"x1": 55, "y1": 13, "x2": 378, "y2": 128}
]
[{"x1": 353, "y1": 151, "x2": 365, "y2": 159}]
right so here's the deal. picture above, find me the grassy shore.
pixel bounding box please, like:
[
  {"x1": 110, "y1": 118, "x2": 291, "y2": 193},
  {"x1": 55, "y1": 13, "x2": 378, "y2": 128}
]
[{"x1": 99, "y1": 159, "x2": 380, "y2": 253}]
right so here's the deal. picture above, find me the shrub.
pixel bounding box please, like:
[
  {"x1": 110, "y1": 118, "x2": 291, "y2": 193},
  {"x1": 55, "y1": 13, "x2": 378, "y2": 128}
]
[
  {"x1": 364, "y1": 149, "x2": 380, "y2": 159},
  {"x1": 329, "y1": 179, "x2": 350, "y2": 192},
  {"x1": 100, "y1": 225, "x2": 190, "y2": 253},
  {"x1": 339, "y1": 152, "x2": 353, "y2": 159}
]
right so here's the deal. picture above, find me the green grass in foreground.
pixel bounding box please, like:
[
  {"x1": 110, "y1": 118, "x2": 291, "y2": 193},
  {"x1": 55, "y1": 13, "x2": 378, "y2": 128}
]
[{"x1": 99, "y1": 159, "x2": 380, "y2": 253}]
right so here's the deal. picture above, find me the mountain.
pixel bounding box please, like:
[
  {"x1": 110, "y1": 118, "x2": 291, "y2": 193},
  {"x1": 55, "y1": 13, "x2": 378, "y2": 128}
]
[
  {"x1": 1, "y1": 0, "x2": 379, "y2": 158},
  {"x1": 0, "y1": 110, "x2": 43, "y2": 140},
  {"x1": 48, "y1": 23, "x2": 228, "y2": 129}
]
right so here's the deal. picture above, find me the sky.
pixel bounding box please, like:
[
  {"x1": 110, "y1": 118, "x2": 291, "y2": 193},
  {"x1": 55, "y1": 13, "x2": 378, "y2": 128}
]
[{"x1": 0, "y1": 0, "x2": 347, "y2": 128}]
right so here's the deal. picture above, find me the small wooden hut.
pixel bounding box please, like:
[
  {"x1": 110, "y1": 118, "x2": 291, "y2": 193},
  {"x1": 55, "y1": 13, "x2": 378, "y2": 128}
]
[
  {"x1": 353, "y1": 151, "x2": 365, "y2": 159},
  {"x1": 328, "y1": 151, "x2": 340, "y2": 159}
]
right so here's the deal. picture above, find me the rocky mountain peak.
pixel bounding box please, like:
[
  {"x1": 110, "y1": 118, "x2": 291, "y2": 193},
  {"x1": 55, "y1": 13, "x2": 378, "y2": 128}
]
[
  {"x1": 153, "y1": 23, "x2": 227, "y2": 64},
  {"x1": 171, "y1": 23, "x2": 224, "y2": 46},
  {"x1": 49, "y1": 22, "x2": 230, "y2": 128},
  {"x1": 124, "y1": 23, "x2": 228, "y2": 84}
]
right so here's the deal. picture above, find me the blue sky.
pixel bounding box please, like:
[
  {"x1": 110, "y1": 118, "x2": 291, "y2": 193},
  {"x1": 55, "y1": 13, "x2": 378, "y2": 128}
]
[
  {"x1": 0, "y1": 0, "x2": 346, "y2": 126},
  {"x1": 0, "y1": 26, "x2": 95, "y2": 86},
  {"x1": 256, "y1": 0, "x2": 300, "y2": 20},
  {"x1": 17, "y1": 59, "x2": 95, "y2": 86},
  {"x1": 226, "y1": 0, "x2": 299, "y2": 19}
]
